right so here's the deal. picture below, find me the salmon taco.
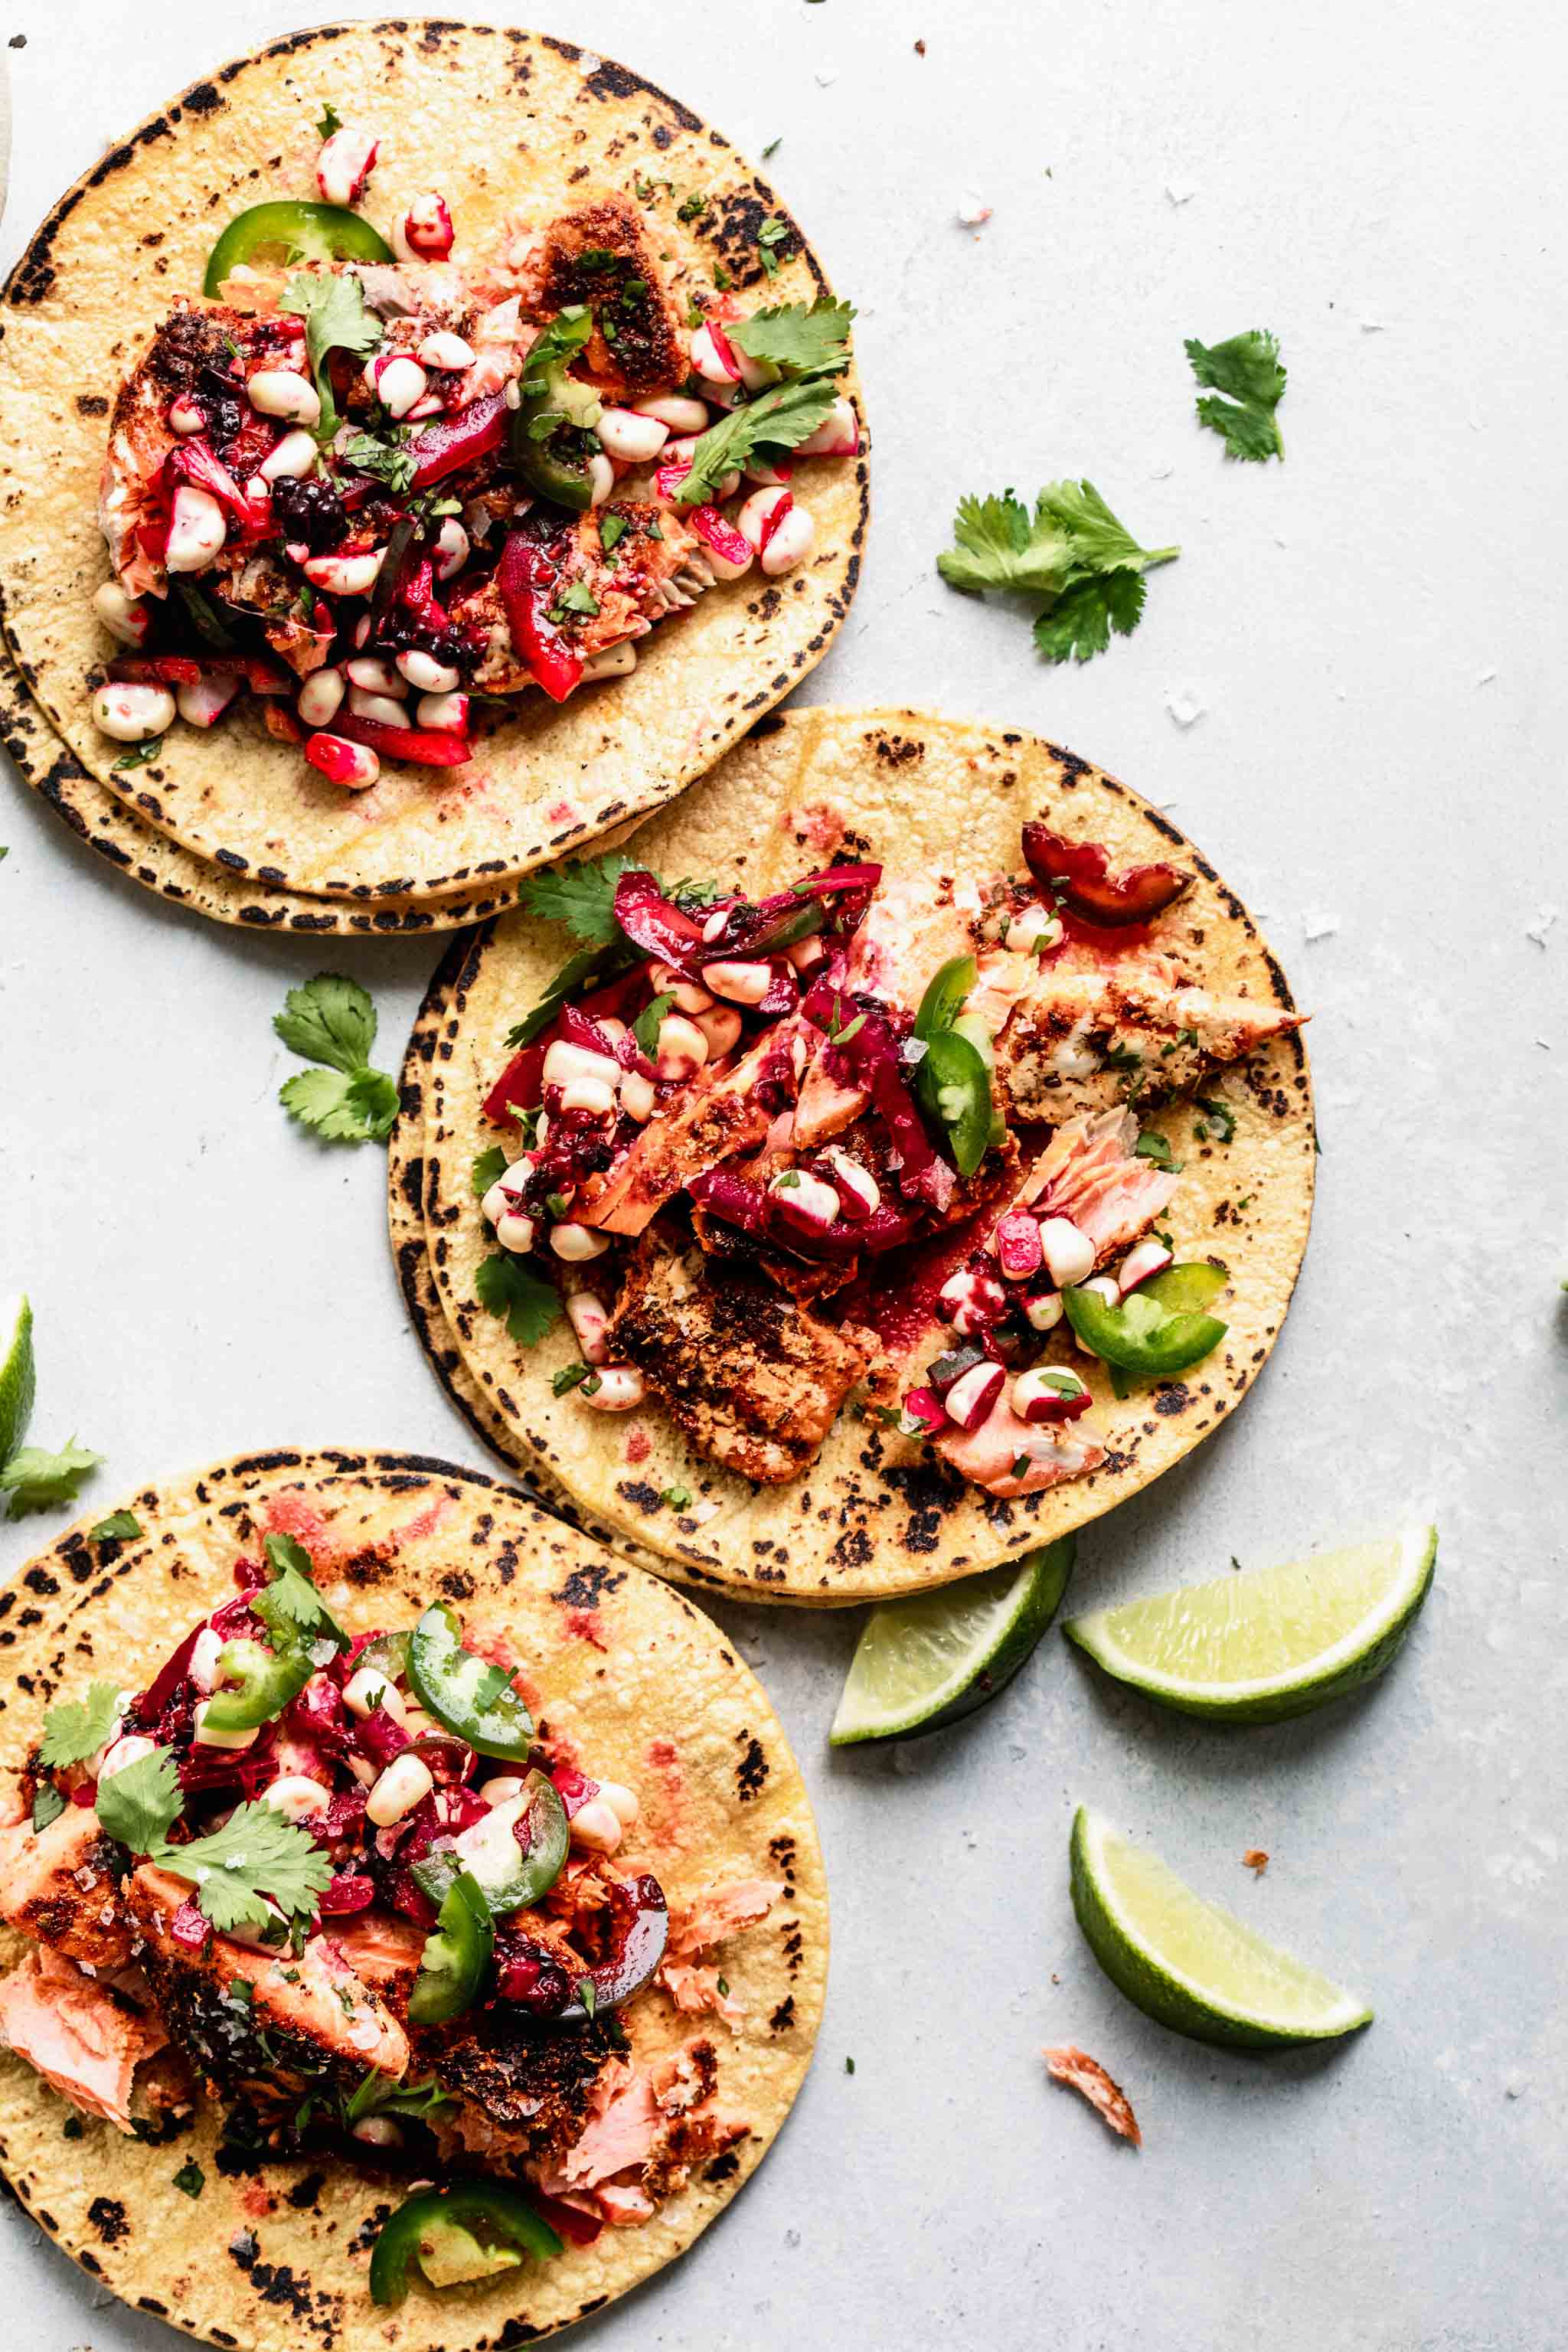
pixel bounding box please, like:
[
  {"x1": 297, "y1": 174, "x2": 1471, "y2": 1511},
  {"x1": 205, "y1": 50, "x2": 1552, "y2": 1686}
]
[
  {"x1": 404, "y1": 708, "x2": 1315, "y2": 1605},
  {"x1": 0, "y1": 1450, "x2": 825, "y2": 2346},
  {"x1": 0, "y1": 20, "x2": 865, "y2": 906}
]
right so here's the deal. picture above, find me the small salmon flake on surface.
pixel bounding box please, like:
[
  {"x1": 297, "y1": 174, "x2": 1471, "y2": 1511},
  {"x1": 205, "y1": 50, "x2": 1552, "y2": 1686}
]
[
  {"x1": 1042, "y1": 2045, "x2": 1142, "y2": 2148},
  {"x1": 624, "y1": 1428, "x2": 652, "y2": 1464},
  {"x1": 1243, "y1": 1848, "x2": 1269, "y2": 1875}
]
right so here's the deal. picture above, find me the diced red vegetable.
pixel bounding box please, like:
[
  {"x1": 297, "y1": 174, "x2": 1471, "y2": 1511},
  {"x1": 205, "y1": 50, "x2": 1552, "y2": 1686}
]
[
  {"x1": 899, "y1": 1386, "x2": 947, "y2": 1436},
  {"x1": 408, "y1": 390, "x2": 506, "y2": 488},
  {"x1": 527, "y1": 2190, "x2": 603, "y2": 2249},
  {"x1": 498, "y1": 529, "x2": 583, "y2": 703},
  {"x1": 1021, "y1": 823, "x2": 1191, "y2": 928},
  {"x1": 169, "y1": 1900, "x2": 212, "y2": 1951},
  {"x1": 612, "y1": 868, "x2": 709, "y2": 968},
  {"x1": 557, "y1": 1003, "x2": 625, "y2": 1060},
  {"x1": 107, "y1": 654, "x2": 204, "y2": 687},
  {"x1": 995, "y1": 1210, "x2": 1044, "y2": 1280},
  {"x1": 483, "y1": 1046, "x2": 545, "y2": 1129},
  {"x1": 335, "y1": 710, "x2": 472, "y2": 767},
  {"x1": 265, "y1": 702, "x2": 308, "y2": 745},
  {"x1": 318, "y1": 1871, "x2": 376, "y2": 1916}
]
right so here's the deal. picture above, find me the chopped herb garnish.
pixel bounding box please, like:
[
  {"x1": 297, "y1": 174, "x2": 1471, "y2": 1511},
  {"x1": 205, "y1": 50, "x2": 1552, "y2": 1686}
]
[
  {"x1": 1135, "y1": 1130, "x2": 1180, "y2": 1171},
  {"x1": 31, "y1": 1783, "x2": 65, "y2": 1834},
  {"x1": 112, "y1": 736, "x2": 165, "y2": 770},
  {"x1": 661, "y1": 1485, "x2": 692, "y2": 1510},
  {"x1": 172, "y1": 2159, "x2": 205, "y2": 2199},
  {"x1": 632, "y1": 991, "x2": 676, "y2": 1057},
  {"x1": 1185, "y1": 328, "x2": 1287, "y2": 462},
  {"x1": 599, "y1": 512, "x2": 629, "y2": 554},
  {"x1": 474, "y1": 1254, "x2": 562, "y2": 1348},
  {"x1": 89, "y1": 1510, "x2": 142, "y2": 1543},
  {"x1": 1011, "y1": 1454, "x2": 1032, "y2": 1478},
  {"x1": 472, "y1": 1145, "x2": 508, "y2": 1199},
  {"x1": 938, "y1": 480, "x2": 1179, "y2": 665},
  {"x1": 551, "y1": 1360, "x2": 592, "y2": 1397},
  {"x1": 545, "y1": 1191, "x2": 571, "y2": 1218},
  {"x1": 1194, "y1": 1098, "x2": 1236, "y2": 1144}
]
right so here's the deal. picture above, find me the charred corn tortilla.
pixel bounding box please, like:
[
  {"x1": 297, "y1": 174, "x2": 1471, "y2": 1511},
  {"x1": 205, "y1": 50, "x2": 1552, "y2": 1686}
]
[
  {"x1": 0, "y1": 1449, "x2": 827, "y2": 2347},
  {"x1": 0, "y1": 645, "x2": 530, "y2": 936},
  {"x1": 407, "y1": 707, "x2": 1315, "y2": 1606},
  {"x1": 0, "y1": 18, "x2": 866, "y2": 905}
]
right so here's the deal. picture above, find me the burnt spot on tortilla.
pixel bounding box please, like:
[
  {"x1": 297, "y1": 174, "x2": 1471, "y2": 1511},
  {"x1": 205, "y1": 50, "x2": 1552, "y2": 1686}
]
[
  {"x1": 616, "y1": 1478, "x2": 664, "y2": 1515},
  {"x1": 553, "y1": 1559, "x2": 627, "y2": 1609},
  {"x1": 286, "y1": 2170, "x2": 326, "y2": 2211},
  {"x1": 581, "y1": 54, "x2": 703, "y2": 132},
  {"x1": 735, "y1": 1732, "x2": 768, "y2": 1801},
  {"x1": 1154, "y1": 1383, "x2": 1191, "y2": 1416},
  {"x1": 437, "y1": 1567, "x2": 476, "y2": 1601},
  {"x1": 74, "y1": 393, "x2": 109, "y2": 416},
  {"x1": 705, "y1": 2149, "x2": 742, "y2": 2184},
  {"x1": 88, "y1": 2196, "x2": 129, "y2": 2245},
  {"x1": 769, "y1": 1995, "x2": 796, "y2": 2035}
]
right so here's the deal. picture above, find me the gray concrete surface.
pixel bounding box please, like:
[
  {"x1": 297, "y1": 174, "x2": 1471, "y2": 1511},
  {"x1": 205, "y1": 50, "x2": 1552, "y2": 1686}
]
[{"x1": 1, "y1": 3, "x2": 1563, "y2": 2347}]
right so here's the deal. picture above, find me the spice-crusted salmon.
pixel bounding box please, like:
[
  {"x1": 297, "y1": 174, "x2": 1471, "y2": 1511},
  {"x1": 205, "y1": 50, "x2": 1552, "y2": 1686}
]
[
  {"x1": 0, "y1": 1945, "x2": 172, "y2": 2132},
  {"x1": 0, "y1": 1803, "x2": 135, "y2": 1971}
]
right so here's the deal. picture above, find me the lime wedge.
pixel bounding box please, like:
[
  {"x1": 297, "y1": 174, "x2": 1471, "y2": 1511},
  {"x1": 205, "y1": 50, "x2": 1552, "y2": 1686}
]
[
  {"x1": 1070, "y1": 1807, "x2": 1372, "y2": 2048},
  {"x1": 0, "y1": 1293, "x2": 34, "y2": 1465},
  {"x1": 829, "y1": 1537, "x2": 1074, "y2": 1745},
  {"x1": 1063, "y1": 1524, "x2": 1436, "y2": 1723}
]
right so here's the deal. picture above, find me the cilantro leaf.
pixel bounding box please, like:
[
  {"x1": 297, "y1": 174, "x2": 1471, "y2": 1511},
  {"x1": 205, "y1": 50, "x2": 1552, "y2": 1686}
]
[
  {"x1": 1032, "y1": 568, "x2": 1147, "y2": 665},
  {"x1": 518, "y1": 853, "x2": 640, "y2": 947},
  {"x1": 90, "y1": 1511, "x2": 142, "y2": 1542},
  {"x1": 338, "y1": 430, "x2": 416, "y2": 494},
  {"x1": 729, "y1": 298, "x2": 855, "y2": 382},
  {"x1": 936, "y1": 492, "x2": 1073, "y2": 599},
  {"x1": 632, "y1": 991, "x2": 675, "y2": 1056},
  {"x1": 279, "y1": 270, "x2": 383, "y2": 439},
  {"x1": 941, "y1": 479, "x2": 1178, "y2": 666},
  {"x1": 675, "y1": 376, "x2": 840, "y2": 505},
  {"x1": 345, "y1": 2069, "x2": 456, "y2": 2126},
  {"x1": 113, "y1": 737, "x2": 165, "y2": 771},
  {"x1": 94, "y1": 1746, "x2": 184, "y2": 1855},
  {"x1": 472, "y1": 1145, "x2": 509, "y2": 1199},
  {"x1": 255, "y1": 1532, "x2": 348, "y2": 1652},
  {"x1": 172, "y1": 2159, "x2": 205, "y2": 2199},
  {"x1": 273, "y1": 974, "x2": 378, "y2": 1073},
  {"x1": 173, "y1": 1800, "x2": 335, "y2": 1932},
  {"x1": 1134, "y1": 1128, "x2": 1181, "y2": 1171},
  {"x1": 316, "y1": 103, "x2": 341, "y2": 140},
  {"x1": 474, "y1": 1253, "x2": 563, "y2": 1348},
  {"x1": 1184, "y1": 329, "x2": 1286, "y2": 462},
  {"x1": 32, "y1": 1784, "x2": 65, "y2": 1833},
  {"x1": 0, "y1": 1440, "x2": 103, "y2": 1516},
  {"x1": 38, "y1": 1681, "x2": 122, "y2": 1769},
  {"x1": 274, "y1": 975, "x2": 400, "y2": 1145},
  {"x1": 503, "y1": 942, "x2": 638, "y2": 1051}
]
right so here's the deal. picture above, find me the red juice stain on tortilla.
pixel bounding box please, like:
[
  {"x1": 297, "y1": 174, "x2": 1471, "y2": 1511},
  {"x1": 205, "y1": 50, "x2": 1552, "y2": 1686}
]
[
  {"x1": 240, "y1": 2181, "x2": 274, "y2": 2221},
  {"x1": 547, "y1": 799, "x2": 577, "y2": 824},
  {"x1": 394, "y1": 1493, "x2": 451, "y2": 1546},
  {"x1": 564, "y1": 1609, "x2": 608, "y2": 1652},
  {"x1": 1060, "y1": 910, "x2": 1158, "y2": 961},
  {"x1": 624, "y1": 1428, "x2": 652, "y2": 1465},
  {"x1": 643, "y1": 1738, "x2": 689, "y2": 1848},
  {"x1": 262, "y1": 1494, "x2": 329, "y2": 1549},
  {"x1": 781, "y1": 799, "x2": 848, "y2": 856}
]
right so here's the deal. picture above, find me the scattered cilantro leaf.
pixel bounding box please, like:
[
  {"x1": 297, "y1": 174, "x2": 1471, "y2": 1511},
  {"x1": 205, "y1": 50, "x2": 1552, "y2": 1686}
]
[
  {"x1": 632, "y1": 991, "x2": 675, "y2": 1057},
  {"x1": 273, "y1": 973, "x2": 378, "y2": 1073},
  {"x1": 256, "y1": 1532, "x2": 348, "y2": 1652},
  {"x1": 280, "y1": 270, "x2": 383, "y2": 439},
  {"x1": 504, "y1": 942, "x2": 639, "y2": 1051},
  {"x1": 112, "y1": 737, "x2": 164, "y2": 770},
  {"x1": 0, "y1": 1440, "x2": 103, "y2": 1516},
  {"x1": 38, "y1": 1681, "x2": 122, "y2": 1769},
  {"x1": 472, "y1": 1145, "x2": 508, "y2": 1199},
  {"x1": 344, "y1": 2068, "x2": 456, "y2": 2126},
  {"x1": 274, "y1": 975, "x2": 400, "y2": 1145},
  {"x1": 172, "y1": 2158, "x2": 205, "y2": 2198},
  {"x1": 1184, "y1": 328, "x2": 1286, "y2": 462},
  {"x1": 32, "y1": 1784, "x2": 66, "y2": 1833},
  {"x1": 316, "y1": 103, "x2": 341, "y2": 140},
  {"x1": 661, "y1": 1485, "x2": 691, "y2": 1509},
  {"x1": 474, "y1": 1253, "x2": 562, "y2": 1348},
  {"x1": 552, "y1": 1361, "x2": 593, "y2": 1396},
  {"x1": 1194, "y1": 1097, "x2": 1236, "y2": 1144},
  {"x1": 554, "y1": 581, "x2": 601, "y2": 617},
  {"x1": 940, "y1": 479, "x2": 1179, "y2": 666},
  {"x1": 90, "y1": 1510, "x2": 142, "y2": 1542},
  {"x1": 761, "y1": 136, "x2": 782, "y2": 160},
  {"x1": 338, "y1": 430, "x2": 416, "y2": 494},
  {"x1": 730, "y1": 298, "x2": 855, "y2": 381},
  {"x1": 599, "y1": 512, "x2": 629, "y2": 554},
  {"x1": 1134, "y1": 1129, "x2": 1180, "y2": 1171}
]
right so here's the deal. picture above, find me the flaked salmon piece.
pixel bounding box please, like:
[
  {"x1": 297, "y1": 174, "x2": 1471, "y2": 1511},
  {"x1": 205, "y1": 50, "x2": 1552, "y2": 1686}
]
[
  {"x1": 1043, "y1": 2044, "x2": 1142, "y2": 2147},
  {"x1": 596, "y1": 2179, "x2": 658, "y2": 2225},
  {"x1": 1019, "y1": 1107, "x2": 1178, "y2": 1265},
  {"x1": 656, "y1": 1961, "x2": 746, "y2": 2032},
  {"x1": 328, "y1": 1910, "x2": 426, "y2": 2011},
  {"x1": 450, "y1": 503, "x2": 706, "y2": 696},
  {"x1": 506, "y1": 196, "x2": 687, "y2": 400},
  {"x1": 667, "y1": 1876, "x2": 782, "y2": 1959},
  {"x1": 576, "y1": 1032, "x2": 779, "y2": 1237},
  {"x1": 0, "y1": 1945, "x2": 168, "y2": 2132},
  {"x1": 795, "y1": 874, "x2": 978, "y2": 1148},
  {"x1": 993, "y1": 957, "x2": 1304, "y2": 1122},
  {"x1": 605, "y1": 1233, "x2": 871, "y2": 1482},
  {"x1": 0, "y1": 1804, "x2": 134, "y2": 1971},
  {"x1": 551, "y1": 2063, "x2": 658, "y2": 2190},
  {"x1": 127, "y1": 1864, "x2": 408, "y2": 2102},
  {"x1": 934, "y1": 1392, "x2": 1106, "y2": 1498}
]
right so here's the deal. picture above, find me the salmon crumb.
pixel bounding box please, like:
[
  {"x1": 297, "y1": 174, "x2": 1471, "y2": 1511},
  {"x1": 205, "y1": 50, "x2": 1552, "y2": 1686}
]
[
  {"x1": 1042, "y1": 2046, "x2": 1142, "y2": 2148},
  {"x1": 1243, "y1": 1849, "x2": 1269, "y2": 1875}
]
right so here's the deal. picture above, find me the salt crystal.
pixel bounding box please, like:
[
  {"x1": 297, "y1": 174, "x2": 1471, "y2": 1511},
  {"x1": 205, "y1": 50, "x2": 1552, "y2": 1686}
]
[
  {"x1": 956, "y1": 193, "x2": 992, "y2": 227},
  {"x1": 1525, "y1": 906, "x2": 1558, "y2": 946},
  {"x1": 1148, "y1": 459, "x2": 1174, "y2": 481},
  {"x1": 1304, "y1": 911, "x2": 1341, "y2": 942},
  {"x1": 1165, "y1": 687, "x2": 1205, "y2": 730},
  {"x1": 1165, "y1": 179, "x2": 1197, "y2": 206},
  {"x1": 690, "y1": 1498, "x2": 720, "y2": 1524},
  {"x1": 1505, "y1": 2071, "x2": 1530, "y2": 2099},
  {"x1": 815, "y1": 67, "x2": 838, "y2": 87},
  {"x1": 1477, "y1": 667, "x2": 1498, "y2": 684},
  {"x1": 579, "y1": 52, "x2": 603, "y2": 73},
  {"x1": 1361, "y1": 318, "x2": 1386, "y2": 333}
]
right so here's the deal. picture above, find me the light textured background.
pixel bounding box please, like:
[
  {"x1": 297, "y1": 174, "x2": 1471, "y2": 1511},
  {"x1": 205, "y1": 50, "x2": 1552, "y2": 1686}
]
[{"x1": 1, "y1": 4, "x2": 1563, "y2": 2348}]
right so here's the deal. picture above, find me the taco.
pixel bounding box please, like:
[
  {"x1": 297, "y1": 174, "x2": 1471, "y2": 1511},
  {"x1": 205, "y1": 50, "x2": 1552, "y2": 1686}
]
[
  {"x1": 0, "y1": 20, "x2": 865, "y2": 906},
  {"x1": 0, "y1": 1449, "x2": 825, "y2": 2346},
  {"x1": 404, "y1": 707, "x2": 1315, "y2": 1606}
]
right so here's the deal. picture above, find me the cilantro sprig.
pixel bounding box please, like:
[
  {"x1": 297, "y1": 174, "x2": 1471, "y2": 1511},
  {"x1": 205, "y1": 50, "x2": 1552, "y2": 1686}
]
[
  {"x1": 1184, "y1": 329, "x2": 1286, "y2": 462},
  {"x1": 94, "y1": 1746, "x2": 332, "y2": 1932},
  {"x1": 1, "y1": 1440, "x2": 105, "y2": 1517},
  {"x1": 253, "y1": 1531, "x2": 349, "y2": 1654},
  {"x1": 675, "y1": 296, "x2": 854, "y2": 507},
  {"x1": 275, "y1": 974, "x2": 400, "y2": 1145},
  {"x1": 279, "y1": 270, "x2": 383, "y2": 440},
  {"x1": 938, "y1": 481, "x2": 1180, "y2": 665},
  {"x1": 519, "y1": 852, "x2": 641, "y2": 948}
]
